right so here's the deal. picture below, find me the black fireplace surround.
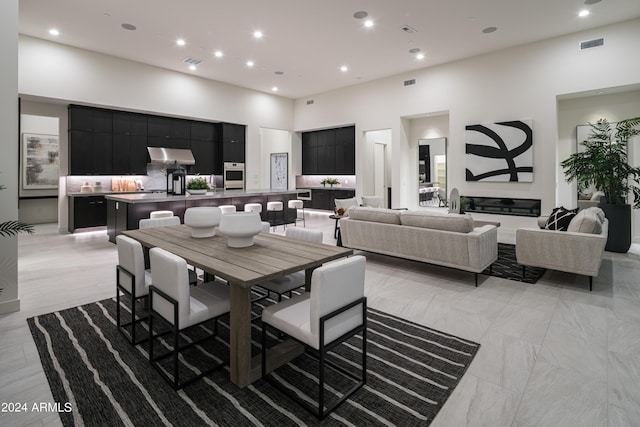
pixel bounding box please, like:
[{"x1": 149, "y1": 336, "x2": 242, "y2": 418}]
[{"x1": 463, "y1": 196, "x2": 541, "y2": 217}]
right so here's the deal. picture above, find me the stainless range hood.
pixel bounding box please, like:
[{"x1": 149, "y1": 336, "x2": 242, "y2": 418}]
[{"x1": 147, "y1": 147, "x2": 195, "y2": 165}]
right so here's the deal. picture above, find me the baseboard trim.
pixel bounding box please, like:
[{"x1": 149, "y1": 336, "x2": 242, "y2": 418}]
[{"x1": 0, "y1": 298, "x2": 21, "y2": 314}]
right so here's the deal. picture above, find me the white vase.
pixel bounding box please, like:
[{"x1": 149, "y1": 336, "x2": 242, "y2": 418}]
[
  {"x1": 184, "y1": 207, "x2": 221, "y2": 238},
  {"x1": 218, "y1": 212, "x2": 262, "y2": 247}
]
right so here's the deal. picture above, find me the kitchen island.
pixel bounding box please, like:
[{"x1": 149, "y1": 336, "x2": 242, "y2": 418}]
[{"x1": 105, "y1": 189, "x2": 299, "y2": 243}]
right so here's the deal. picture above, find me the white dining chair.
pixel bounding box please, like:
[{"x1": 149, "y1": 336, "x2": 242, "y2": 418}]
[
  {"x1": 261, "y1": 255, "x2": 367, "y2": 419},
  {"x1": 257, "y1": 228, "x2": 323, "y2": 301},
  {"x1": 116, "y1": 235, "x2": 152, "y2": 345},
  {"x1": 148, "y1": 247, "x2": 231, "y2": 389}
]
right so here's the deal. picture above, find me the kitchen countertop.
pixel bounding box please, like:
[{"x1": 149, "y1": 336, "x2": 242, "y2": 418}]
[
  {"x1": 68, "y1": 190, "x2": 165, "y2": 197},
  {"x1": 104, "y1": 189, "x2": 298, "y2": 204}
]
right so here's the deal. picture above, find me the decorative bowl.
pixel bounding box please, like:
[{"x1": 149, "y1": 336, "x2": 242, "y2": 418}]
[
  {"x1": 218, "y1": 212, "x2": 262, "y2": 248},
  {"x1": 184, "y1": 207, "x2": 221, "y2": 238}
]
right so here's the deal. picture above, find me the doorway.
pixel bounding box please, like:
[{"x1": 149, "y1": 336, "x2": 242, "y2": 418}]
[{"x1": 374, "y1": 143, "x2": 387, "y2": 207}]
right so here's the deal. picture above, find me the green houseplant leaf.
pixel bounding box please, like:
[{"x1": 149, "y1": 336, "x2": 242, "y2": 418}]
[{"x1": 561, "y1": 117, "x2": 640, "y2": 208}]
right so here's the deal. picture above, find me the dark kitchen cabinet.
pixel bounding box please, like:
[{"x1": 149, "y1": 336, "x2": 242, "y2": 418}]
[
  {"x1": 148, "y1": 116, "x2": 190, "y2": 140},
  {"x1": 112, "y1": 112, "x2": 148, "y2": 175},
  {"x1": 302, "y1": 132, "x2": 318, "y2": 175},
  {"x1": 312, "y1": 189, "x2": 331, "y2": 210},
  {"x1": 69, "y1": 106, "x2": 112, "y2": 133},
  {"x1": 221, "y1": 123, "x2": 245, "y2": 163},
  {"x1": 69, "y1": 130, "x2": 113, "y2": 175},
  {"x1": 69, "y1": 196, "x2": 107, "y2": 232},
  {"x1": 301, "y1": 126, "x2": 355, "y2": 175},
  {"x1": 190, "y1": 121, "x2": 217, "y2": 174}
]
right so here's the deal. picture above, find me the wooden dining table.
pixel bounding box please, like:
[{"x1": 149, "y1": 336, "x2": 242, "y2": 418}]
[{"x1": 122, "y1": 225, "x2": 353, "y2": 388}]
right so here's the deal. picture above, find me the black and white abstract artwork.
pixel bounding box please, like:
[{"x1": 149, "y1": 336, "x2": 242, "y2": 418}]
[
  {"x1": 270, "y1": 152, "x2": 288, "y2": 190},
  {"x1": 23, "y1": 133, "x2": 59, "y2": 189},
  {"x1": 465, "y1": 120, "x2": 533, "y2": 182}
]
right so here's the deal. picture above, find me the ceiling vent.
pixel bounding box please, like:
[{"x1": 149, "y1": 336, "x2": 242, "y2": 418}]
[
  {"x1": 404, "y1": 79, "x2": 416, "y2": 86},
  {"x1": 183, "y1": 57, "x2": 204, "y2": 65},
  {"x1": 580, "y1": 38, "x2": 604, "y2": 50},
  {"x1": 306, "y1": 100, "x2": 314, "y2": 105},
  {"x1": 401, "y1": 25, "x2": 417, "y2": 34}
]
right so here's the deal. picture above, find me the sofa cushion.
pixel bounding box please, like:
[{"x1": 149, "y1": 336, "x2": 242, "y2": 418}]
[
  {"x1": 586, "y1": 206, "x2": 606, "y2": 223},
  {"x1": 568, "y1": 208, "x2": 603, "y2": 234},
  {"x1": 400, "y1": 211, "x2": 474, "y2": 233},
  {"x1": 348, "y1": 207, "x2": 401, "y2": 224},
  {"x1": 545, "y1": 207, "x2": 578, "y2": 231}
]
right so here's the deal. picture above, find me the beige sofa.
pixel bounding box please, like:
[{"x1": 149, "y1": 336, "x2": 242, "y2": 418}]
[
  {"x1": 339, "y1": 207, "x2": 498, "y2": 286},
  {"x1": 515, "y1": 207, "x2": 608, "y2": 291}
]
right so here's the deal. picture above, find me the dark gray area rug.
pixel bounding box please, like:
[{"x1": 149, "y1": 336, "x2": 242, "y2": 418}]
[
  {"x1": 483, "y1": 243, "x2": 546, "y2": 284},
  {"x1": 28, "y1": 297, "x2": 480, "y2": 426}
]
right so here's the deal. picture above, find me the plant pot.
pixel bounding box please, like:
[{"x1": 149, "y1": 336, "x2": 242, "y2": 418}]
[
  {"x1": 187, "y1": 189, "x2": 207, "y2": 195},
  {"x1": 599, "y1": 202, "x2": 631, "y2": 253}
]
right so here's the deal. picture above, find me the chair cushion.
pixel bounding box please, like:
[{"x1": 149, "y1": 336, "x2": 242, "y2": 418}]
[
  {"x1": 186, "y1": 281, "x2": 230, "y2": 328},
  {"x1": 262, "y1": 293, "x2": 314, "y2": 347},
  {"x1": 545, "y1": 207, "x2": 578, "y2": 231},
  {"x1": 348, "y1": 207, "x2": 401, "y2": 224},
  {"x1": 400, "y1": 211, "x2": 474, "y2": 233},
  {"x1": 567, "y1": 208, "x2": 603, "y2": 234},
  {"x1": 334, "y1": 197, "x2": 359, "y2": 211}
]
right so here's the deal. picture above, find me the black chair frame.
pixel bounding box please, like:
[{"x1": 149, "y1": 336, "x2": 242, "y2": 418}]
[
  {"x1": 148, "y1": 285, "x2": 228, "y2": 390},
  {"x1": 116, "y1": 265, "x2": 149, "y2": 345},
  {"x1": 261, "y1": 296, "x2": 367, "y2": 419}
]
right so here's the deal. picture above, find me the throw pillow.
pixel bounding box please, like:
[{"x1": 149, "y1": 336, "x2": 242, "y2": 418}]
[
  {"x1": 567, "y1": 209, "x2": 602, "y2": 234},
  {"x1": 545, "y1": 207, "x2": 578, "y2": 231}
]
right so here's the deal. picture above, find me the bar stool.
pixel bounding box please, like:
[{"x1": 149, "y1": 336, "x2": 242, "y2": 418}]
[
  {"x1": 244, "y1": 203, "x2": 262, "y2": 215},
  {"x1": 266, "y1": 201, "x2": 284, "y2": 230},
  {"x1": 288, "y1": 199, "x2": 305, "y2": 227},
  {"x1": 150, "y1": 210, "x2": 173, "y2": 219},
  {"x1": 219, "y1": 205, "x2": 236, "y2": 215}
]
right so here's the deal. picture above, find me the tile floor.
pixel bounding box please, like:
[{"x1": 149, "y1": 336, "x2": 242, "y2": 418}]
[{"x1": 1, "y1": 211, "x2": 640, "y2": 426}]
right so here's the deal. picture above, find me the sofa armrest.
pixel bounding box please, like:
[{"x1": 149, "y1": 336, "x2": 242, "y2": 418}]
[
  {"x1": 537, "y1": 216, "x2": 548, "y2": 229},
  {"x1": 515, "y1": 227, "x2": 606, "y2": 277},
  {"x1": 467, "y1": 225, "x2": 498, "y2": 271}
]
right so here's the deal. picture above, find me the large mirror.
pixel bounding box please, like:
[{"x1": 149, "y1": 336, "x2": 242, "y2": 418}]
[{"x1": 418, "y1": 138, "x2": 447, "y2": 206}]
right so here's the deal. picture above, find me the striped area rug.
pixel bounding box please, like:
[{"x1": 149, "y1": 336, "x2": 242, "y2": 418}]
[{"x1": 28, "y1": 297, "x2": 479, "y2": 426}]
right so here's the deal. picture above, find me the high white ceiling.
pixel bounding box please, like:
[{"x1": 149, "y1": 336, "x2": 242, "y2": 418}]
[{"x1": 19, "y1": 0, "x2": 640, "y2": 99}]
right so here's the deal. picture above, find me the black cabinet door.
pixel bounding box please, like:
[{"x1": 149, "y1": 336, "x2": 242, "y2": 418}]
[
  {"x1": 69, "y1": 130, "x2": 93, "y2": 175},
  {"x1": 92, "y1": 109, "x2": 113, "y2": 133},
  {"x1": 73, "y1": 196, "x2": 107, "y2": 229},
  {"x1": 302, "y1": 132, "x2": 318, "y2": 175},
  {"x1": 113, "y1": 111, "x2": 147, "y2": 135},
  {"x1": 69, "y1": 106, "x2": 93, "y2": 131},
  {"x1": 221, "y1": 123, "x2": 245, "y2": 163},
  {"x1": 112, "y1": 134, "x2": 148, "y2": 174},
  {"x1": 335, "y1": 127, "x2": 355, "y2": 174},
  {"x1": 92, "y1": 132, "x2": 113, "y2": 174},
  {"x1": 191, "y1": 121, "x2": 215, "y2": 141},
  {"x1": 190, "y1": 139, "x2": 215, "y2": 174},
  {"x1": 312, "y1": 189, "x2": 331, "y2": 210},
  {"x1": 147, "y1": 116, "x2": 174, "y2": 138},
  {"x1": 317, "y1": 129, "x2": 336, "y2": 175}
]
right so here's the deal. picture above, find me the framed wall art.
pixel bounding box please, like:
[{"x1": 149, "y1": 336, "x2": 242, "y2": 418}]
[
  {"x1": 465, "y1": 120, "x2": 533, "y2": 182},
  {"x1": 270, "y1": 152, "x2": 288, "y2": 190},
  {"x1": 22, "y1": 133, "x2": 59, "y2": 189}
]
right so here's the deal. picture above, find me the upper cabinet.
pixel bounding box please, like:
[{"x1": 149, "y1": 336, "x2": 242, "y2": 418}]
[
  {"x1": 68, "y1": 105, "x2": 241, "y2": 176},
  {"x1": 301, "y1": 126, "x2": 355, "y2": 175}
]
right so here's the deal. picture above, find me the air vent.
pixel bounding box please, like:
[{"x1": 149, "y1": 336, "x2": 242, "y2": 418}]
[
  {"x1": 306, "y1": 100, "x2": 314, "y2": 105},
  {"x1": 580, "y1": 38, "x2": 604, "y2": 50},
  {"x1": 183, "y1": 57, "x2": 204, "y2": 65},
  {"x1": 401, "y1": 25, "x2": 417, "y2": 34},
  {"x1": 404, "y1": 79, "x2": 416, "y2": 86}
]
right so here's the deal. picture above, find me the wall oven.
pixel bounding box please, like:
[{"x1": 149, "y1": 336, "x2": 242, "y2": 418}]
[{"x1": 224, "y1": 162, "x2": 245, "y2": 190}]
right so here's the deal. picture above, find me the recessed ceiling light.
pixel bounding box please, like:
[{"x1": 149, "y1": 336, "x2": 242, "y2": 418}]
[
  {"x1": 364, "y1": 19, "x2": 374, "y2": 28},
  {"x1": 482, "y1": 26, "x2": 497, "y2": 34},
  {"x1": 253, "y1": 31, "x2": 263, "y2": 39},
  {"x1": 121, "y1": 23, "x2": 136, "y2": 31},
  {"x1": 416, "y1": 53, "x2": 425, "y2": 60},
  {"x1": 214, "y1": 50, "x2": 223, "y2": 58},
  {"x1": 340, "y1": 65, "x2": 348, "y2": 72},
  {"x1": 49, "y1": 28, "x2": 60, "y2": 36},
  {"x1": 272, "y1": 86, "x2": 278, "y2": 92},
  {"x1": 579, "y1": 9, "x2": 590, "y2": 17},
  {"x1": 176, "y1": 38, "x2": 186, "y2": 46},
  {"x1": 246, "y1": 60, "x2": 255, "y2": 67},
  {"x1": 189, "y1": 65, "x2": 196, "y2": 71},
  {"x1": 353, "y1": 11, "x2": 368, "y2": 19}
]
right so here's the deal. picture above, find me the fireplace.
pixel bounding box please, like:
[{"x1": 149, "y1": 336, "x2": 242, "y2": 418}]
[{"x1": 463, "y1": 196, "x2": 541, "y2": 217}]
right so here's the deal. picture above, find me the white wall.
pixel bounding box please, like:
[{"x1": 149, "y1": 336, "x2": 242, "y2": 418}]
[
  {"x1": 293, "y1": 19, "x2": 640, "y2": 227},
  {"x1": 0, "y1": 0, "x2": 19, "y2": 314},
  {"x1": 18, "y1": 35, "x2": 295, "y2": 194}
]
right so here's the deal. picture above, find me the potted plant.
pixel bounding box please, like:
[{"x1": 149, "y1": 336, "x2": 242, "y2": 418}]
[
  {"x1": 321, "y1": 177, "x2": 340, "y2": 187},
  {"x1": 186, "y1": 175, "x2": 210, "y2": 195},
  {"x1": 1, "y1": 181, "x2": 34, "y2": 294},
  {"x1": 561, "y1": 117, "x2": 640, "y2": 252}
]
